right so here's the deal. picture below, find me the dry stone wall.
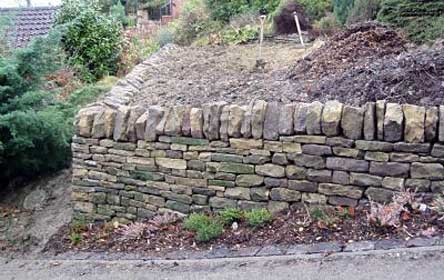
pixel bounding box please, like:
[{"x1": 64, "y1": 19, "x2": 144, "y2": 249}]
[
  {"x1": 70, "y1": 47, "x2": 444, "y2": 222},
  {"x1": 72, "y1": 98, "x2": 444, "y2": 222}
]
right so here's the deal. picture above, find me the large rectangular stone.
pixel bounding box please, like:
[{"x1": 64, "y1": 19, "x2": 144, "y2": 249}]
[
  {"x1": 369, "y1": 162, "x2": 410, "y2": 177},
  {"x1": 318, "y1": 183, "x2": 363, "y2": 199},
  {"x1": 326, "y1": 157, "x2": 369, "y2": 172},
  {"x1": 411, "y1": 163, "x2": 444, "y2": 180},
  {"x1": 155, "y1": 158, "x2": 187, "y2": 170},
  {"x1": 229, "y1": 138, "x2": 263, "y2": 149},
  {"x1": 218, "y1": 162, "x2": 255, "y2": 174}
]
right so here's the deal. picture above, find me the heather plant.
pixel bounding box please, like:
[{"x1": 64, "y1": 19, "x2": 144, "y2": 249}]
[
  {"x1": 218, "y1": 208, "x2": 244, "y2": 225},
  {"x1": 184, "y1": 213, "x2": 224, "y2": 242}
]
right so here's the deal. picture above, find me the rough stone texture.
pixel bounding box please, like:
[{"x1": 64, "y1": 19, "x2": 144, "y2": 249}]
[
  {"x1": 251, "y1": 100, "x2": 267, "y2": 139},
  {"x1": 293, "y1": 103, "x2": 308, "y2": 134},
  {"x1": 384, "y1": 103, "x2": 404, "y2": 142},
  {"x1": 363, "y1": 102, "x2": 376, "y2": 140},
  {"x1": 256, "y1": 164, "x2": 286, "y2": 178},
  {"x1": 341, "y1": 106, "x2": 364, "y2": 140},
  {"x1": 279, "y1": 104, "x2": 295, "y2": 136},
  {"x1": 376, "y1": 100, "x2": 386, "y2": 141},
  {"x1": 305, "y1": 101, "x2": 323, "y2": 135},
  {"x1": 228, "y1": 105, "x2": 244, "y2": 138},
  {"x1": 411, "y1": 163, "x2": 444, "y2": 180},
  {"x1": 72, "y1": 99, "x2": 443, "y2": 221},
  {"x1": 263, "y1": 102, "x2": 280, "y2": 140},
  {"x1": 403, "y1": 104, "x2": 425, "y2": 143},
  {"x1": 321, "y1": 100, "x2": 343, "y2": 136},
  {"x1": 425, "y1": 107, "x2": 439, "y2": 142}
]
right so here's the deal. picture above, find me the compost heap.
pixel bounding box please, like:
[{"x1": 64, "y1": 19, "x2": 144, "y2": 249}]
[{"x1": 288, "y1": 22, "x2": 444, "y2": 106}]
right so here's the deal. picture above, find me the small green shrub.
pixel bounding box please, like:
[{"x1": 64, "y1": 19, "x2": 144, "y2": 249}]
[
  {"x1": 68, "y1": 232, "x2": 83, "y2": 245},
  {"x1": 156, "y1": 27, "x2": 175, "y2": 47},
  {"x1": 346, "y1": 0, "x2": 381, "y2": 24},
  {"x1": 110, "y1": 1, "x2": 129, "y2": 26},
  {"x1": 184, "y1": 213, "x2": 211, "y2": 232},
  {"x1": 245, "y1": 208, "x2": 272, "y2": 227},
  {"x1": 298, "y1": 0, "x2": 333, "y2": 22},
  {"x1": 184, "y1": 213, "x2": 224, "y2": 242},
  {"x1": 218, "y1": 208, "x2": 244, "y2": 225},
  {"x1": 221, "y1": 25, "x2": 258, "y2": 45}
]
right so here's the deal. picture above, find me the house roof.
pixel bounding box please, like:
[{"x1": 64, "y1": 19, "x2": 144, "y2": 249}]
[{"x1": 0, "y1": 6, "x2": 59, "y2": 48}]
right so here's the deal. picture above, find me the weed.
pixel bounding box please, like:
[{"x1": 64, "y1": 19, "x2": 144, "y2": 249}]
[
  {"x1": 151, "y1": 212, "x2": 180, "y2": 228},
  {"x1": 116, "y1": 222, "x2": 151, "y2": 241},
  {"x1": 184, "y1": 213, "x2": 223, "y2": 242},
  {"x1": 218, "y1": 208, "x2": 244, "y2": 225},
  {"x1": 245, "y1": 208, "x2": 272, "y2": 228},
  {"x1": 68, "y1": 232, "x2": 82, "y2": 245},
  {"x1": 70, "y1": 215, "x2": 88, "y2": 234}
]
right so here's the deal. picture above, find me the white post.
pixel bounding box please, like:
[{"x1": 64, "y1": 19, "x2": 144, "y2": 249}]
[
  {"x1": 293, "y1": 12, "x2": 305, "y2": 47},
  {"x1": 259, "y1": 15, "x2": 266, "y2": 60}
]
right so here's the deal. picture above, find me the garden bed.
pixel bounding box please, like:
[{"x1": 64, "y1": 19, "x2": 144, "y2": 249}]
[{"x1": 45, "y1": 200, "x2": 444, "y2": 258}]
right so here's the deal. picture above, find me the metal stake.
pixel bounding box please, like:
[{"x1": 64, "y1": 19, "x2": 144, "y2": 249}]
[{"x1": 293, "y1": 12, "x2": 305, "y2": 47}]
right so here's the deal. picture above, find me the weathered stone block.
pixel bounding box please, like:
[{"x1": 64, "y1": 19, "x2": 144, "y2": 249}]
[
  {"x1": 326, "y1": 137, "x2": 354, "y2": 148},
  {"x1": 251, "y1": 100, "x2": 267, "y2": 139},
  {"x1": 225, "y1": 187, "x2": 251, "y2": 200},
  {"x1": 293, "y1": 102, "x2": 309, "y2": 134},
  {"x1": 405, "y1": 179, "x2": 431, "y2": 192},
  {"x1": 218, "y1": 162, "x2": 255, "y2": 174},
  {"x1": 145, "y1": 106, "x2": 165, "y2": 141},
  {"x1": 321, "y1": 100, "x2": 343, "y2": 136},
  {"x1": 203, "y1": 102, "x2": 226, "y2": 140},
  {"x1": 289, "y1": 154, "x2": 325, "y2": 169},
  {"x1": 113, "y1": 106, "x2": 131, "y2": 141},
  {"x1": 279, "y1": 104, "x2": 295, "y2": 136},
  {"x1": 286, "y1": 166, "x2": 307, "y2": 180},
  {"x1": 250, "y1": 188, "x2": 269, "y2": 201},
  {"x1": 431, "y1": 144, "x2": 444, "y2": 158},
  {"x1": 156, "y1": 158, "x2": 187, "y2": 170},
  {"x1": 318, "y1": 183, "x2": 363, "y2": 199},
  {"x1": 384, "y1": 103, "x2": 404, "y2": 142},
  {"x1": 264, "y1": 178, "x2": 288, "y2": 188},
  {"x1": 219, "y1": 105, "x2": 230, "y2": 142},
  {"x1": 264, "y1": 141, "x2": 283, "y2": 152},
  {"x1": 376, "y1": 100, "x2": 386, "y2": 140},
  {"x1": 241, "y1": 103, "x2": 253, "y2": 138},
  {"x1": 326, "y1": 157, "x2": 369, "y2": 172},
  {"x1": 165, "y1": 200, "x2": 190, "y2": 214},
  {"x1": 302, "y1": 193, "x2": 327, "y2": 204},
  {"x1": 350, "y1": 173, "x2": 382, "y2": 187},
  {"x1": 411, "y1": 162, "x2": 444, "y2": 180},
  {"x1": 307, "y1": 169, "x2": 332, "y2": 183},
  {"x1": 363, "y1": 102, "x2": 376, "y2": 140},
  {"x1": 230, "y1": 138, "x2": 263, "y2": 149},
  {"x1": 328, "y1": 196, "x2": 358, "y2": 207},
  {"x1": 425, "y1": 107, "x2": 439, "y2": 142},
  {"x1": 403, "y1": 104, "x2": 425, "y2": 143},
  {"x1": 332, "y1": 147, "x2": 362, "y2": 158},
  {"x1": 341, "y1": 106, "x2": 364, "y2": 140},
  {"x1": 263, "y1": 102, "x2": 280, "y2": 140},
  {"x1": 190, "y1": 108, "x2": 203, "y2": 138},
  {"x1": 256, "y1": 164, "x2": 286, "y2": 178},
  {"x1": 369, "y1": 162, "x2": 410, "y2": 177},
  {"x1": 365, "y1": 187, "x2": 394, "y2": 203},
  {"x1": 302, "y1": 144, "x2": 332, "y2": 156},
  {"x1": 382, "y1": 177, "x2": 404, "y2": 191},
  {"x1": 288, "y1": 180, "x2": 317, "y2": 192},
  {"x1": 332, "y1": 171, "x2": 349, "y2": 185},
  {"x1": 270, "y1": 188, "x2": 301, "y2": 202},
  {"x1": 236, "y1": 175, "x2": 264, "y2": 187},
  {"x1": 282, "y1": 142, "x2": 302, "y2": 153},
  {"x1": 209, "y1": 197, "x2": 237, "y2": 209},
  {"x1": 440, "y1": 106, "x2": 444, "y2": 143},
  {"x1": 212, "y1": 153, "x2": 243, "y2": 163},
  {"x1": 355, "y1": 140, "x2": 393, "y2": 152},
  {"x1": 306, "y1": 101, "x2": 323, "y2": 135},
  {"x1": 393, "y1": 142, "x2": 431, "y2": 153},
  {"x1": 228, "y1": 105, "x2": 245, "y2": 138},
  {"x1": 364, "y1": 151, "x2": 389, "y2": 162},
  {"x1": 272, "y1": 153, "x2": 288, "y2": 165}
]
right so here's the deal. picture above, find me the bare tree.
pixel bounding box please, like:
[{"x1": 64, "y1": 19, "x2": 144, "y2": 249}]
[{"x1": 26, "y1": 0, "x2": 32, "y2": 7}]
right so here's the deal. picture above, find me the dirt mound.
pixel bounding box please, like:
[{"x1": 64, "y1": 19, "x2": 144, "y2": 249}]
[
  {"x1": 274, "y1": 1, "x2": 311, "y2": 35},
  {"x1": 288, "y1": 22, "x2": 407, "y2": 80}
]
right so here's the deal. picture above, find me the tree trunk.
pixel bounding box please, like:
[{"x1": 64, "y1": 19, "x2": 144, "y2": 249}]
[{"x1": 26, "y1": 0, "x2": 31, "y2": 7}]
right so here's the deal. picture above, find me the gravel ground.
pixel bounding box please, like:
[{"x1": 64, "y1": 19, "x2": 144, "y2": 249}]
[{"x1": 131, "y1": 41, "x2": 311, "y2": 107}]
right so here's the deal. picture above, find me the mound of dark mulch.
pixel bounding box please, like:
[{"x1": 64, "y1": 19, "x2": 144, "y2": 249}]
[
  {"x1": 288, "y1": 22, "x2": 407, "y2": 80},
  {"x1": 287, "y1": 22, "x2": 444, "y2": 106}
]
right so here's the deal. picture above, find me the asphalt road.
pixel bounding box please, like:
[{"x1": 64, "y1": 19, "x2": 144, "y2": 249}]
[{"x1": 1, "y1": 246, "x2": 444, "y2": 280}]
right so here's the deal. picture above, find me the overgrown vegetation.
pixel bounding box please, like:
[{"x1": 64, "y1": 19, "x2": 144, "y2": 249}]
[
  {"x1": 378, "y1": 0, "x2": 444, "y2": 44},
  {"x1": 184, "y1": 213, "x2": 224, "y2": 242},
  {"x1": 244, "y1": 208, "x2": 273, "y2": 227}
]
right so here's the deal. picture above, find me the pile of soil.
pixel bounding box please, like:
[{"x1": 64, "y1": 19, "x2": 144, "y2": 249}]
[
  {"x1": 46, "y1": 204, "x2": 444, "y2": 256},
  {"x1": 288, "y1": 22, "x2": 407, "y2": 80},
  {"x1": 287, "y1": 22, "x2": 444, "y2": 106}
]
